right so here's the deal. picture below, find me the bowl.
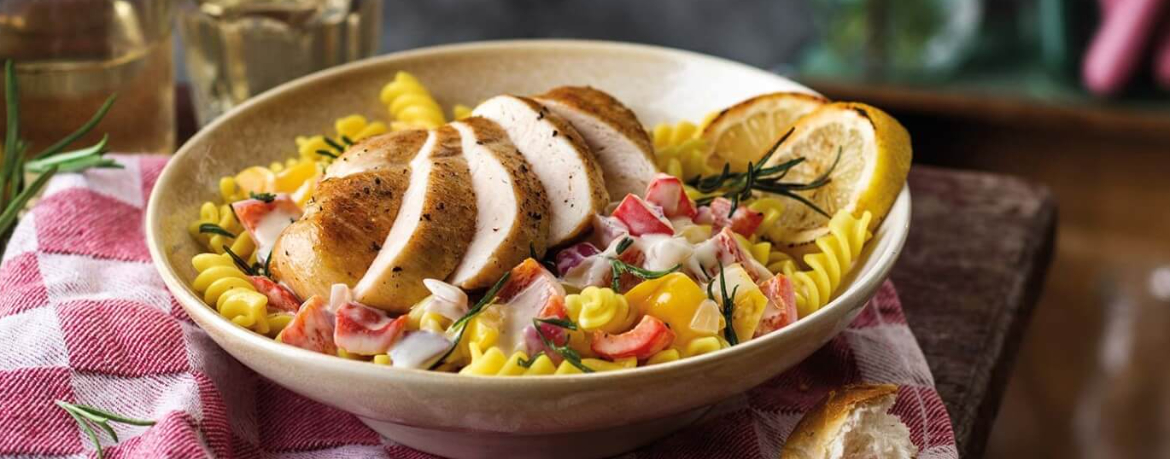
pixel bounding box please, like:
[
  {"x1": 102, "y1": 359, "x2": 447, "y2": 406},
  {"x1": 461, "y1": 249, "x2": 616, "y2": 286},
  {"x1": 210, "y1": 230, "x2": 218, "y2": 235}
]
[{"x1": 146, "y1": 39, "x2": 910, "y2": 459}]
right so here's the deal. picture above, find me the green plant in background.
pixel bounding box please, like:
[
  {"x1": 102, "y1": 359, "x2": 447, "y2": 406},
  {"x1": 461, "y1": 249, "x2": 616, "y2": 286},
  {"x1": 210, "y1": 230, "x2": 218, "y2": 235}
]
[
  {"x1": 800, "y1": 0, "x2": 983, "y2": 81},
  {"x1": 0, "y1": 60, "x2": 121, "y2": 251}
]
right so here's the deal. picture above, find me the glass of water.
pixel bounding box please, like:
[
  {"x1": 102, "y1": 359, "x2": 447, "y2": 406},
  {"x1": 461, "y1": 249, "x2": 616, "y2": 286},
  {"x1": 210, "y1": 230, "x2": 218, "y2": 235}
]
[
  {"x1": 179, "y1": 0, "x2": 382, "y2": 126},
  {"x1": 0, "y1": 0, "x2": 176, "y2": 154}
]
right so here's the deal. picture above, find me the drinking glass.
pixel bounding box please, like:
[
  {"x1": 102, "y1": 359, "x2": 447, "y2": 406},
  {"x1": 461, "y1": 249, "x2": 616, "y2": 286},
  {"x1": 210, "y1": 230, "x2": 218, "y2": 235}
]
[
  {"x1": 0, "y1": 0, "x2": 176, "y2": 154},
  {"x1": 179, "y1": 0, "x2": 382, "y2": 126}
]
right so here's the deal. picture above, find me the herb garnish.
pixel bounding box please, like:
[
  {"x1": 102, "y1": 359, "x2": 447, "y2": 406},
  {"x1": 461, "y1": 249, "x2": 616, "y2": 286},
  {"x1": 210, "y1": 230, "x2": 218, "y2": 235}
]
[
  {"x1": 222, "y1": 245, "x2": 257, "y2": 275},
  {"x1": 532, "y1": 318, "x2": 593, "y2": 373},
  {"x1": 688, "y1": 134, "x2": 840, "y2": 217},
  {"x1": 249, "y1": 192, "x2": 276, "y2": 203},
  {"x1": 615, "y1": 237, "x2": 634, "y2": 255},
  {"x1": 517, "y1": 352, "x2": 543, "y2": 368},
  {"x1": 429, "y1": 271, "x2": 512, "y2": 370},
  {"x1": 323, "y1": 136, "x2": 346, "y2": 153},
  {"x1": 316, "y1": 149, "x2": 338, "y2": 159},
  {"x1": 55, "y1": 400, "x2": 155, "y2": 459},
  {"x1": 341, "y1": 135, "x2": 355, "y2": 146},
  {"x1": 1, "y1": 60, "x2": 120, "y2": 245},
  {"x1": 608, "y1": 258, "x2": 680, "y2": 291},
  {"x1": 198, "y1": 223, "x2": 235, "y2": 237},
  {"x1": 706, "y1": 263, "x2": 739, "y2": 346},
  {"x1": 535, "y1": 317, "x2": 580, "y2": 331}
]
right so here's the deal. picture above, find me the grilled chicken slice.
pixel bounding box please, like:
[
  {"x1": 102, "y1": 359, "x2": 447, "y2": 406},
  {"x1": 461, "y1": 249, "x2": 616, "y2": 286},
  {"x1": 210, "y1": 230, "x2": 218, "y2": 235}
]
[
  {"x1": 326, "y1": 129, "x2": 429, "y2": 179},
  {"x1": 447, "y1": 117, "x2": 552, "y2": 290},
  {"x1": 354, "y1": 126, "x2": 477, "y2": 312},
  {"x1": 473, "y1": 95, "x2": 608, "y2": 247},
  {"x1": 270, "y1": 132, "x2": 425, "y2": 301},
  {"x1": 536, "y1": 86, "x2": 658, "y2": 199}
]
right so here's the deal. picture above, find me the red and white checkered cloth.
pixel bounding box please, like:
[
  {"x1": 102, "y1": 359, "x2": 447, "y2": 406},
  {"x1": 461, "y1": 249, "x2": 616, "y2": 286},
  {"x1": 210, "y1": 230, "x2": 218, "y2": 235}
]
[{"x1": 0, "y1": 155, "x2": 957, "y2": 458}]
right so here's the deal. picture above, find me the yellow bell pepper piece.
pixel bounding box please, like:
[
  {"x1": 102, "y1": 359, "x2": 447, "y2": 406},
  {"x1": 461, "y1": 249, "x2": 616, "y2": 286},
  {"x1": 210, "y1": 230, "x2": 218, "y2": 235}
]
[{"x1": 623, "y1": 273, "x2": 716, "y2": 349}]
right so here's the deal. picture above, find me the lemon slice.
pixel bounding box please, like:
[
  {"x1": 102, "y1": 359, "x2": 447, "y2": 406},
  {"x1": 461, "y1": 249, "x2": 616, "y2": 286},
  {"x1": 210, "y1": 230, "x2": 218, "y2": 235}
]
[
  {"x1": 761, "y1": 102, "x2": 911, "y2": 249},
  {"x1": 701, "y1": 92, "x2": 827, "y2": 172}
]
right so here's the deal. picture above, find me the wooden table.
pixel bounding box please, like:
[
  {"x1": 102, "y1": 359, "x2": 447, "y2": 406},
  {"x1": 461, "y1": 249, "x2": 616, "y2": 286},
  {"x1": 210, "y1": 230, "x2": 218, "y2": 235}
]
[
  {"x1": 895, "y1": 166, "x2": 1055, "y2": 458},
  {"x1": 175, "y1": 89, "x2": 1057, "y2": 459}
]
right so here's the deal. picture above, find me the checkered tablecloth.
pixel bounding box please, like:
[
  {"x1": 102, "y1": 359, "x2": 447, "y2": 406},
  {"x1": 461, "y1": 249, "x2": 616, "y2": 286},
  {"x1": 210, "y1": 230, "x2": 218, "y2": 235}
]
[{"x1": 0, "y1": 155, "x2": 957, "y2": 458}]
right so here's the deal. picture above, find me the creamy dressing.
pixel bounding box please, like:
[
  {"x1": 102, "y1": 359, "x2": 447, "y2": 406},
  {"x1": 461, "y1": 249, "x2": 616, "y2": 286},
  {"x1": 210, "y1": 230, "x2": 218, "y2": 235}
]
[
  {"x1": 328, "y1": 283, "x2": 353, "y2": 313},
  {"x1": 388, "y1": 331, "x2": 451, "y2": 369},
  {"x1": 494, "y1": 280, "x2": 557, "y2": 355},
  {"x1": 252, "y1": 207, "x2": 300, "y2": 263},
  {"x1": 421, "y1": 278, "x2": 468, "y2": 321}
]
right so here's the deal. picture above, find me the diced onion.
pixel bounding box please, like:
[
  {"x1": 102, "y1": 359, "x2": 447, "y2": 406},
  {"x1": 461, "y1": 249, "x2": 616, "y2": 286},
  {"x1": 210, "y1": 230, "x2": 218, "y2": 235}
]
[{"x1": 689, "y1": 299, "x2": 723, "y2": 335}]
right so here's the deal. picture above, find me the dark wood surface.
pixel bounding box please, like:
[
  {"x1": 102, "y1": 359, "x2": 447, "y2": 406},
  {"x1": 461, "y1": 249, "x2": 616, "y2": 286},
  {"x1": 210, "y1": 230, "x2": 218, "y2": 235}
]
[
  {"x1": 175, "y1": 87, "x2": 1057, "y2": 458},
  {"x1": 896, "y1": 166, "x2": 1055, "y2": 458}
]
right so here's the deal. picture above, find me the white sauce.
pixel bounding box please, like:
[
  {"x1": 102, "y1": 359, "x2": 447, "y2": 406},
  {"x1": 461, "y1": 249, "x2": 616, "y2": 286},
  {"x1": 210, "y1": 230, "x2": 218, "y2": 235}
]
[
  {"x1": 253, "y1": 207, "x2": 300, "y2": 263},
  {"x1": 328, "y1": 283, "x2": 352, "y2": 313},
  {"x1": 421, "y1": 278, "x2": 468, "y2": 321},
  {"x1": 495, "y1": 281, "x2": 556, "y2": 355},
  {"x1": 389, "y1": 331, "x2": 451, "y2": 369}
]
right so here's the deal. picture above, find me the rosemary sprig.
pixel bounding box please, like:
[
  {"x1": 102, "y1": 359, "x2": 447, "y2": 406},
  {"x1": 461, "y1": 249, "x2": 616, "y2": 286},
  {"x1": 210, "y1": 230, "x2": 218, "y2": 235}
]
[
  {"x1": 249, "y1": 192, "x2": 276, "y2": 203},
  {"x1": 608, "y1": 258, "x2": 680, "y2": 291},
  {"x1": 198, "y1": 223, "x2": 234, "y2": 237},
  {"x1": 316, "y1": 149, "x2": 338, "y2": 159},
  {"x1": 429, "y1": 271, "x2": 512, "y2": 370},
  {"x1": 710, "y1": 263, "x2": 739, "y2": 346},
  {"x1": 532, "y1": 318, "x2": 593, "y2": 373},
  {"x1": 688, "y1": 135, "x2": 840, "y2": 217},
  {"x1": 1, "y1": 60, "x2": 120, "y2": 245},
  {"x1": 55, "y1": 400, "x2": 155, "y2": 459},
  {"x1": 341, "y1": 135, "x2": 355, "y2": 146}
]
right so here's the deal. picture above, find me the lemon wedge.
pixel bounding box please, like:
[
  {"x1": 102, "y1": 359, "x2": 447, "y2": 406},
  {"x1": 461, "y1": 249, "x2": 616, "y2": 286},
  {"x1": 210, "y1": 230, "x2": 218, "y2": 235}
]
[
  {"x1": 761, "y1": 102, "x2": 911, "y2": 249},
  {"x1": 701, "y1": 92, "x2": 827, "y2": 172}
]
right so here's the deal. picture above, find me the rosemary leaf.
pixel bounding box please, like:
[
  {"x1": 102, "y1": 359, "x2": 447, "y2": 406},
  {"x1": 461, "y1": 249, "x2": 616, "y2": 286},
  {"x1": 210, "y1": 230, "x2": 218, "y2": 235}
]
[
  {"x1": 430, "y1": 271, "x2": 512, "y2": 370},
  {"x1": 24, "y1": 135, "x2": 109, "y2": 174},
  {"x1": 55, "y1": 400, "x2": 155, "y2": 459},
  {"x1": 249, "y1": 192, "x2": 276, "y2": 203},
  {"x1": 0, "y1": 166, "x2": 56, "y2": 237},
  {"x1": 535, "y1": 317, "x2": 579, "y2": 331},
  {"x1": 36, "y1": 94, "x2": 116, "y2": 159},
  {"x1": 316, "y1": 149, "x2": 338, "y2": 159},
  {"x1": 716, "y1": 263, "x2": 738, "y2": 346},
  {"x1": 198, "y1": 223, "x2": 235, "y2": 237},
  {"x1": 518, "y1": 352, "x2": 543, "y2": 368},
  {"x1": 615, "y1": 237, "x2": 633, "y2": 255},
  {"x1": 2, "y1": 60, "x2": 19, "y2": 205},
  {"x1": 222, "y1": 245, "x2": 257, "y2": 276},
  {"x1": 341, "y1": 135, "x2": 355, "y2": 146},
  {"x1": 59, "y1": 404, "x2": 105, "y2": 459},
  {"x1": 323, "y1": 136, "x2": 346, "y2": 153},
  {"x1": 532, "y1": 318, "x2": 593, "y2": 373}
]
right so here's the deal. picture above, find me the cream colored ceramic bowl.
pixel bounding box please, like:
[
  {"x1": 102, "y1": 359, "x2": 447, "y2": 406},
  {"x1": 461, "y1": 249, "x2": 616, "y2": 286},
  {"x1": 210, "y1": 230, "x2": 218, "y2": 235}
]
[{"x1": 147, "y1": 40, "x2": 910, "y2": 459}]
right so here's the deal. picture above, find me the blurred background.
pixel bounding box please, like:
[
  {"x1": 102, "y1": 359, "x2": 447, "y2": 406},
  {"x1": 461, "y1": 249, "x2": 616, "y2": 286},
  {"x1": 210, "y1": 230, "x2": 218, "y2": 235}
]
[{"x1": 5, "y1": 0, "x2": 1170, "y2": 456}]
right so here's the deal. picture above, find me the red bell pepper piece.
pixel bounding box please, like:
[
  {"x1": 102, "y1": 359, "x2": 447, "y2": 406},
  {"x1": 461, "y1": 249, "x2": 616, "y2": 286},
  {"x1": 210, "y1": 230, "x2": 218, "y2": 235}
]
[
  {"x1": 591, "y1": 315, "x2": 675, "y2": 360},
  {"x1": 612, "y1": 194, "x2": 674, "y2": 236}
]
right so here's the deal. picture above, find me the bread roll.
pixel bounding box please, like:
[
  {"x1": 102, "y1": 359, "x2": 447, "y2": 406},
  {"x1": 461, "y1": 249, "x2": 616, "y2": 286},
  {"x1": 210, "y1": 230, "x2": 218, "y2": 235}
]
[{"x1": 780, "y1": 384, "x2": 918, "y2": 459}]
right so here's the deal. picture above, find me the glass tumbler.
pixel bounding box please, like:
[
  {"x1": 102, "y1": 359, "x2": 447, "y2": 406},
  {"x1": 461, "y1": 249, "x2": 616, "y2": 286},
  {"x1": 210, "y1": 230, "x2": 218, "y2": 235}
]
[
  {"x1": 0, "y1": 0, "x2": 177, "y2": 154},
  {"x1": 179, "y1": 0, "x2": 382, "y2": 126}
]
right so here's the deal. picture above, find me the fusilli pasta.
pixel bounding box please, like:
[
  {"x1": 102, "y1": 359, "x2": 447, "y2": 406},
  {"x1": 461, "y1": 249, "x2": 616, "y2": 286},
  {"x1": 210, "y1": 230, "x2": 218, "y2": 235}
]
[
  {"x1": 381, "y1": 71, "x2": 446, "y2": 130},
  {"x1": 780, "y1": 210, "x2": 873, "y2": 317},
  {"x1": 565, "y1": 287, "x2": 636, "y2": 334}
]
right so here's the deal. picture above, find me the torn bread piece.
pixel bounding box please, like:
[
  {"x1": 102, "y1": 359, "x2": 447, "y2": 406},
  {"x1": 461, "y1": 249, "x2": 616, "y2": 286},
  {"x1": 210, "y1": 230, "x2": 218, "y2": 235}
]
[
  {"x1": 536, "y1": 86, "x2": 659, "y2": 199},
  {"x1": 780, "y1": 384, "x2": 918, "y2": 459},
  {"x1": 354, "y1": 126, "x2": 477, "y2": 312},
  {"x1": 473, "y1": 95, "x2": 608, "y2": 247},
  {"x1": 447, "y1": 117, "x2": 551, "y2": 290}
]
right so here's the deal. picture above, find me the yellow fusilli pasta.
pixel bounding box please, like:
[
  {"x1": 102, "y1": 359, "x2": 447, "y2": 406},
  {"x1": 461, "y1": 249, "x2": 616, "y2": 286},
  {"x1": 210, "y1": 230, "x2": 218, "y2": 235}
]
[
  {"x1": 565, "y1": 287, "x2": 636, "y2": 334},
  {"x1": 191, "y1": 253, "x2": 272, "y2": 334},
  {"x1": 459, "y1": 346, "x2": 637, "y2": 376},
  {"x1": 781, "y1": 210, "x2": 873, "y2": 317},
  {"x1": 381, "y1": 71, "x2": 446, "y2": 130}
]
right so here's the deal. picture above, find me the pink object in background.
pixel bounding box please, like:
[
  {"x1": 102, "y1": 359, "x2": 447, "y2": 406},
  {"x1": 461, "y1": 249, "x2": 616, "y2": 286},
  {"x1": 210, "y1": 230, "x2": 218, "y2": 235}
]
[{"x1": 1082, "y1": 0, "x2": 1167, "y2": 95}]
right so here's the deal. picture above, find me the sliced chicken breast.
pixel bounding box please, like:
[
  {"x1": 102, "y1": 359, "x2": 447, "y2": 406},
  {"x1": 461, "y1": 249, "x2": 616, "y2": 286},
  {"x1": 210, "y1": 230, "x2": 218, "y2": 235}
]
[
  {"x1": 270, "y1": 131, "x2": 427, "y2": 301},
  {"x1": 536, "y1": 86, "x2": 658, "y2": 199},
  {"x1": 354, "y1": 126, "x2": 478, "y2": 312},
  {"x1": 473, "y1": 95, "x2": 608, "y2": 247},
  {"x1": 325, "y1": 129, "x2": 429, "y2": 179},
  {"x1": 447, "y1": 117, "x2": 551, "y2": 290}
]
